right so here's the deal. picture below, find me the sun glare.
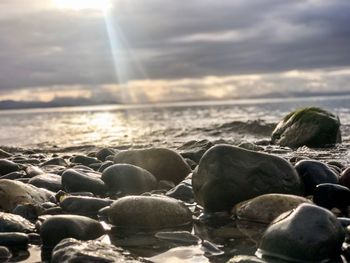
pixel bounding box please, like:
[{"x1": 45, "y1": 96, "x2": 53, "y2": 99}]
[{"x1": 53, "y1": 0, "x2": 112, "y2": 11}]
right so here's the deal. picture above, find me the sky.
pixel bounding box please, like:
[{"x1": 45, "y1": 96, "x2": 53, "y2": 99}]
[{"x1": 0, "y1": 0, "x2": 350, "y2": 104}]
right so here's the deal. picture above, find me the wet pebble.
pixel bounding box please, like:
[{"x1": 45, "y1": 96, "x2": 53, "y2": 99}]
[
  {"x1": 71, "y1": 155, "x2": 101, "y2": 166},
  {"x1": 192, "y1": 145, "x2": 303, "y2": 212},
  {"x1": 102, "y1": 164, "x2": 157, "y2": 195},
  {"x1": 0, "y1": 159, "x2": 20, "y2": 176},
  {"x1": 40, "y1": 215, "x2": 105, "y2": 249},
  {"x1": 96, "y1": 148, "x2": 116, "y2": 162},
  {"x1": 28, "y1": 173, "x2": 62, "y2": 192},
  {"x1": 60, "y1": 195, "x2": 113, "y2": 217},
  {"x1": 0, "y1": 246, "x2": 11, "y2": 260},
  {"x1": 0, "y1": 179, "x2": 54, "y2": 211},
  {"x1": 295, "y1": 160, "x2": 338, "y2": 195},
  {"x1": 108, "y1": 195, "x2": 192, "y2": 230},
  {"x1": 52, "y1": 238, "x2": 142, "y2": 263},
  {"x1": 41, "y1": 157, "x2": 68, "y2": 167},
  {"x1": 257, "y1": 203, "x2": 345, "y2": 262},
  {"x1": 113, "y1": 148, "x2": 191, "y2": 184},
  {"x1": 313, "y1": 183, "x2": 350, "y2": 214},
  {"x1": 0, "y1": 233, "x2": 29, "y2": 247},
  {"x1": 233, "y1": 194, "x2": 311, "y2": 224},
  {"x1": 166, "y1": 181, "x2": 194, "y2": 203},
  {"x1": 61, "y1": 169, "x2": 107, "y2": 195},
  {"x1": 0, "y1": 212, "x2": 35, "y2": 233}
]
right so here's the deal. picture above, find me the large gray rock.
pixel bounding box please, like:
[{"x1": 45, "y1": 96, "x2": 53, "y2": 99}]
[
  {"x1": 271, "y1": 107, "x2": 341, "y2": 148},
  {"x1": 233, "y1": 194, "x2": 311, "y2": 224},
  {"x1": 113, "y1": 148, "x2": 191, "y2": 184},
  {"x1": 40, "y1": 215, "x2": 105, "y2": 248},
  {"x1": 192, "y1": 145, "x2": 303, "y2": 212},
  {"x1": 108, "y1": 195, "x2": 192, "y2": 230},
  {"x1": 257, "y1": 203, "x2": 345, "y2": 262},
  {"x1": 51, "y1": 238, "x2": 141, "y2": 263},
  {"x1": 101, "y1": 164, "x2": 157, "y2": 195},
  {"x1": 60, "y1": 196, "x2": 113, "y2": 217},
  {"x1": 0, "y1": 179, "x2": 54, "y2": 211}
]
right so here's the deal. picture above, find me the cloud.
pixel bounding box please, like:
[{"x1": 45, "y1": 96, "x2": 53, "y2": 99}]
[{"x1": 0, "y1": 0, "x2": 349, "y2": 100}]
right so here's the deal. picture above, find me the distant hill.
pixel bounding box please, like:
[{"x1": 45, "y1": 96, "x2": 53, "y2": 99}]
[
  {"x1": 1, "y1": 90, "x2": 350, "y2": 110},
  {"x1": 0, "y1": 97, "x2": 119, "y2": 110}
]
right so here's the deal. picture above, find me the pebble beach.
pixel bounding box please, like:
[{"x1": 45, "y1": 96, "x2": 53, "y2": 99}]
[{"x1": 0, "y1": 97, "x2": 350, "y2": 262}]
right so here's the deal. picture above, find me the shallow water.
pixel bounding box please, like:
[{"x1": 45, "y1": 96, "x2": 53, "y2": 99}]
[{"x1": 1, "y1": 95, "x2": 350, "y2": 150}]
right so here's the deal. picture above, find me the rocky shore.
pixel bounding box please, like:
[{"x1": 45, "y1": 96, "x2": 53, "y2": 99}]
[{"x1": 0, "y1": 107, "x2": 350, "y2": 262}]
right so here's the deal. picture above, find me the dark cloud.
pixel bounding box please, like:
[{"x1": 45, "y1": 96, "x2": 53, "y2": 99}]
[{"x1": 0, "y1": 0, "x2": 349, "y2": 93}]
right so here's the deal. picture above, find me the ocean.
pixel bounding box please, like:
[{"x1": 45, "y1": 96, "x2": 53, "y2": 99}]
[{"x1": 1, "y1": 95, "x2": 350, "y2": 150}]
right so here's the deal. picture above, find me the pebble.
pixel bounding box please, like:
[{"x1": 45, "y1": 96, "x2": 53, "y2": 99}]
[
  {"x1": 28, "y1": 173, "x2": 62, "y2": 192},
  {"x1": 40, "y1": 215, "x2": 105, "y2": 248},
  {"x1": 61, "y1": 169, "x2": 107, "y2": 196},
  {"x1": 0, "y1": 232, "x2": 29, "y2": 247},
  {"x1": 101, "y1": 164, "x2": 157, "y2": 195},
  {"x1": 71, "y1": 155, "x2": 101, "y2": 166},
  {"x1": 113, "y1": 148, "x2": 191, "y2": 184},
  {"x1": 257, "y1": 203, "x2": 345, "y2": 262},
  {"x1": 60, "y1": 195, "x2": 113, "y2": 217},
  {"x1": 295, "y1": 159, "x2": 339, "y2": 195},
  {"x1": 96, "y1": 148, "x2": 116, "y2": 162},
  {"x1": 192, "y1": 145, "x2": 303, "y2": 212},
  {"x1": 0, "y1": 159, "x2": 20, "y2": 176},
  {"x1": 0, "y1": 212, "x2": 35, "y2": 233},
  {"x1": 108, "y1": 195, "x2": 192, "y2": 230}
]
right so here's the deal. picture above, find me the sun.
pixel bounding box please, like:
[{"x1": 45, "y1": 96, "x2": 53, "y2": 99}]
[{"x1": 53, "y1": 0, "x2": 112, "y2": 11}]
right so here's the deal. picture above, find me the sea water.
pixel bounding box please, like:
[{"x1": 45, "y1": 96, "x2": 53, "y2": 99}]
[{"x1": 1, "y1": 95, "x2": 350, "y2": 149}]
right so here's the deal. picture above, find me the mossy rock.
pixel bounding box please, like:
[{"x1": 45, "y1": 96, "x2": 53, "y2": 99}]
[{"x1": 271, "y1": 107, "x2": 341, "y2": 148}]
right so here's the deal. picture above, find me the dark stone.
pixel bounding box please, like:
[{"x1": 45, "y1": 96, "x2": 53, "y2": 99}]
[
  {"x1": 0, "y1": 232, "x2": 28, "y2": 247},
  {"x1": 61, "y1": 169, "x2": 107, "y2": 196},
  {"x1": 96, "y1": 148, "x2": 116, "y2": 162},
  {"x1": 295, "y1": 160, "x2": 339, "y2": 195},
  {"x1": 71, "y1": 155, "x2": 101, "y2": 166},
  {"x1": 340, "y1": 167, "x2": 350, "y2": 189},
  {"x1": 0, "y1": 149, "x2": 12, "y2": 158},
  {"x1": 166, "y1": 181, "x2": 194, "y2": 203},
  {"x1": 192, "y1": 145, "x2": 303, "y2": 212},
  {"x1": 28, "y1": 173, "x2": 62, "y2": 192},
  {"x1": 0, "y1": 171, "x2": 24, "y2": 180},
  {"x1": 271, "y1": 107, "x2": 341, "y2": 148},
  {"x1": 98, "y1": 161, "x2": 114, "y2": 172},
  {"x1": 60, "y1": 196, "x2": 113, "y2": 217},
  {"x1": 313, "y1": 183, "x2": 350, "y2": 215},
  {"x1": 51, "y1": 238, "x2": 141, "y2": 263},
  {"x1": 0, "y1": 246, "x2": 11, "y2": 260},
  {"x1": 12, "y1": 204, "x2": 39, "y2": 221},
  {"x1": 41, "y1": 165, "x2": 66, "y2": 175},
  {"x1": 0, "y1": 159, "x2": 20, "y2": 176},
  {"x1": 113, "y1": 148, "x2": 191, "y2": 184},
  {"x1": 258, "y1": 203, "x2": 345, "y2": 262},
  {"x1": 178, "y1": 139, "x2": 214, "y2": 163},
  {"x1": 0, "y1": 212, "x2": 35, "y2": 233},
  {"x1": 40, "y1": 215, "x2": 105, "y2": 249},
  {"x1": 102, "y1": 164, "x2": 157, "y2": 195},
  {"x1": 108, "y1": 195, "x2": 192, "y2": 230},
  {"x1": 41, "y1": 157, "x2": 68, "y2": 167}
]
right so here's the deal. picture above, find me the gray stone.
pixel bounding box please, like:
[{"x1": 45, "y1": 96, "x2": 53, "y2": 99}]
[
  {"x1": 96, "y1": 148, "x2": 117, "y2": 162},
  {"x1": 0, "y1": 159, "x2": 20, "y2": 176},
  {"x1": 192, "y1": 145, "x2": 303, "y2": 212},
  {"x1": 71, "y1": 155, "x2": 101, "y2": 166},
  {"x1": 61, "y1": 169, "x2": 107, "y2": 195},
  {"x1": 271, "y1": 107, "x2": 341, "y2": 148},
  {"x1": 28, "y1": 173, "x2": 62, "y2": 192},
  {"x1": 60, "y1": 195, "x2": 113, "y2": 217},
  {"x1": 113, "y1": 148, "x2": 191, "y2": 184},
  {"x1": 228, "y1": 255, "x2": 266, "y2": 263},
  {"x1": 0, "y1": 246, "x2": 11, "y2": 260},
  {"x1": 178, "y1": 139, "x2": 214, "y2": 163},
  {"x1": 0, "y1": 212, "x2": 35, "y2": 233},
  {"x1": 257, "y1": 203, "x2": 345, "y2": 262},
  {"x1": 0, "y1": 232, "x2": 28, "y2": 247},
  {"x1": 108, "y1": 195, "x2": 192, "y2": 230},
  {"x1": 41, "y1": 157, "x2": 68, "y2": 167},
  {"x1": 102, "y1": 164, "x2": 157, "y2": 195},
  {"x1": 0, "y1": 179, "x2": 54, "y2": 211},
  {"x1": 51, "y1": 238, "x2": 141, "y2": 263},
  {"x1": 233, "y1": 194, "x2": 311, "y2": 224},
  {"x1": 40, "y1": 215, "x2": 105, "y2": 248}
]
